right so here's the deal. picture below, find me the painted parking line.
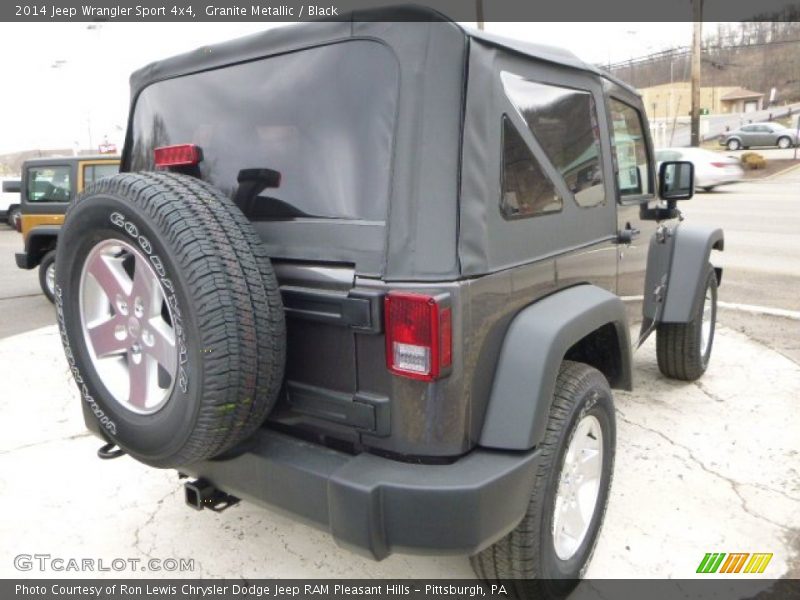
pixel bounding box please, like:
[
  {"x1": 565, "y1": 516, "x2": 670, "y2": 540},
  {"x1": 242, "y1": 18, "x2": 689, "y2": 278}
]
[
  {"x1": 717, "y1": 301, "x2": 800, "y2": 321},
  {"x1": 621, "y1": 296, "x2": 800, "y2": 321}
]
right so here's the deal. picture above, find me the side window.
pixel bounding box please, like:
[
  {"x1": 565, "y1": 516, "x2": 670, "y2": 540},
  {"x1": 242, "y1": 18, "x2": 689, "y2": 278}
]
[
  {"x1": 26, "y1": 166, "x2": 71, "y2": 203},
  {"x1": 84, "y1": 163, "x2": 119, "y2": 185},
  {"x1": 609, "y1": 99, "x2": 652, "y2": 197},
  {"x1": 501, "y1": 72, "x2": 605, "y2": 208},
  {"x1": 501, "y1": 116, "x2": 562, "y2": 219}
]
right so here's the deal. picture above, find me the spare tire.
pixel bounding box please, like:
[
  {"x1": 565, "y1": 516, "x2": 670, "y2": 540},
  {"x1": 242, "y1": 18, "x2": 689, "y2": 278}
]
[{"x1": 54, "y1": 171, "x2": 285, "y2": 468}]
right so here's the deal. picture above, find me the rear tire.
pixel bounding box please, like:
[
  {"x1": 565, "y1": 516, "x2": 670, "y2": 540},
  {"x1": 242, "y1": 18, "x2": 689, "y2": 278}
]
[
  {"x1": 656, "y1": 265, "x2": 717, "y2": 381},
  {"x1": 55, "y1": 172, "x2": 285, "y2": 467},
  {"x1": 470, "y1": 361, "x2": 615, "y2": 599},
  {"x1": 7, "y1": 206, "x2": 20, "y2": 229},
  {"x1": 777, "y1": 136, "x2": 792, "y2": 149},
  {"x1": 38, "y1": 250, "x2": 56, "y2": 304}
]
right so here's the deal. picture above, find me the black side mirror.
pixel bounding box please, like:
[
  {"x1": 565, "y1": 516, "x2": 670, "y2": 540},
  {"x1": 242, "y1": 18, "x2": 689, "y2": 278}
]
[
  {"x1": 2, "y1": 180, "x2": 21, "y2": 193},
  {"x1": 659, "y1": 161, "x2": 694, "y2": 201}
]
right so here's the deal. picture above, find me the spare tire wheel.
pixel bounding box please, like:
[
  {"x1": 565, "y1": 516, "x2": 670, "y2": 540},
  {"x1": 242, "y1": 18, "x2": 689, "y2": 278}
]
[{"x1": 54, "y1": 171, "x2": 285, "y2": 468}]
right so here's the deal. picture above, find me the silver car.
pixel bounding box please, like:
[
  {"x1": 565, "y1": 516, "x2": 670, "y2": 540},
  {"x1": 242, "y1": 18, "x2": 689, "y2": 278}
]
[{"x1": 721, "y1": 122, "x2": 798, "y2": 151}]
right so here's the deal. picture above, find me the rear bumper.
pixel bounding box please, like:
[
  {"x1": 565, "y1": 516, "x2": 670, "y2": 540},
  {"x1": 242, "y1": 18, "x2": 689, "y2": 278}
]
[
  {"x1": 182, "y1": 428, "x2": 541, "y2": 560},
  {"x1": 15, "y1": 252, "x2": 36, "y2": 270}
]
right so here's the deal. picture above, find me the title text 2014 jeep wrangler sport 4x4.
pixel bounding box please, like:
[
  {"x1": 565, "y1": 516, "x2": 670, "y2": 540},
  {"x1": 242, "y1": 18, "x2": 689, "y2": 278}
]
[{"x1": 54, "y1": 11, "x2": 722, "y2": 595}]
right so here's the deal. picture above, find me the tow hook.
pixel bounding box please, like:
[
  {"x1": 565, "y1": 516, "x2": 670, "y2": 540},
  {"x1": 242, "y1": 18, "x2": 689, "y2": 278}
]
[
  {"x1": 97, "y1": 442, "x2": 125, "y2": 460},
  {"x1": 184, "y1": 478, "x2": 240, "y2": 512}
]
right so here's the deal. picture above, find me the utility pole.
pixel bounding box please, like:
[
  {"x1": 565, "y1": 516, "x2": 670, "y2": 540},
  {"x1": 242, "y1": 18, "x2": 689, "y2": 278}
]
[
  {"x1": 690, "y1": 0, "x2": 703, "y2": 147},
  {"x1": 476, "y1": 0, "x2": 484, "y2": 30}
]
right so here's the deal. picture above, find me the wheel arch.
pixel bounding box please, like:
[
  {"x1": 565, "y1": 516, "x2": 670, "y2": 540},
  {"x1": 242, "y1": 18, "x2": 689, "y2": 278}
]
[
  {"x1": 22, "y1": 226, "x2": 60, "y2": 268},
  {"x1": 659, "y1": 224, "x2": 724, "y2": 324},
  {"x1": 479, "y1": 284, "x2": 631, "y2": 451}
]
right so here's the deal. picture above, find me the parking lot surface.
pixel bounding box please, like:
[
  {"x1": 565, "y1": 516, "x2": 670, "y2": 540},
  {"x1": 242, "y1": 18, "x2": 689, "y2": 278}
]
[
  {"x1": 0, "y1": 322, "x2": 797, "y2": 580},
  {"x1": 0, "y1": 168, "x2": 798, "y2": 580}
]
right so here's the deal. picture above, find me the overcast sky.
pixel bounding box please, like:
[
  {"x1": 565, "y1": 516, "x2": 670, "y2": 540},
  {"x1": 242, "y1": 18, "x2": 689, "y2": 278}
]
[{"x1": 0, "y1": 21, "x2": 701, "y2": 156}]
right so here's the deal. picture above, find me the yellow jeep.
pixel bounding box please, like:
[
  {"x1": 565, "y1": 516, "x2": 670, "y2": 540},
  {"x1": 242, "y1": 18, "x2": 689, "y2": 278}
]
[{"x1": 13, "y1": 156, "x2": 119, "y2": 302}]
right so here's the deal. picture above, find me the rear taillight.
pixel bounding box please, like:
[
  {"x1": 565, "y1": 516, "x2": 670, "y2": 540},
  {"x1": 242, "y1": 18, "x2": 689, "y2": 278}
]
[
  {"x1": 385, "y1": 292, "x2": 452, "y2": 381},
  {"x1": 154, "y1": 144, "x2": 202, "y2": 168}
]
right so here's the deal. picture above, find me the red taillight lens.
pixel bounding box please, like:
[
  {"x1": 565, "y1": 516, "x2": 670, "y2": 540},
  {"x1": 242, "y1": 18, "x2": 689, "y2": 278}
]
[
  {"x1": 154, "y1": 144, "x2": 202, "y2": 168},
  {"x1": 385, "y1": 292, "x2": 452, "y2": 381}
]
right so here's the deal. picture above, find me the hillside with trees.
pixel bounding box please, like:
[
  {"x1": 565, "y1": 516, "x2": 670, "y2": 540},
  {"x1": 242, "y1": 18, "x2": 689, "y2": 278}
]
[{"x1": 607, "y1": 21, "x2": 800, "y2": 106}]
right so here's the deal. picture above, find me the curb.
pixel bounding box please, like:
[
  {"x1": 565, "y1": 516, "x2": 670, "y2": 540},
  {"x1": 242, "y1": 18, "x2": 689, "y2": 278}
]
[{"x1": 762, "y1": 161, "x2": 800, "y2": 180}]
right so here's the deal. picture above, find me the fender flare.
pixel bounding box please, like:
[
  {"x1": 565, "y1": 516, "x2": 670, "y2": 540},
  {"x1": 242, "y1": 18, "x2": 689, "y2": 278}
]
[
  {"x1": 479, "y1": 284, "x2": 631, "y2": 451},
  {"x1": 659, "y1": 224, "x2": 724, "y2": 324},
  {"x1": 23, "y1": 226, "x2": 61, "y2": 267}
]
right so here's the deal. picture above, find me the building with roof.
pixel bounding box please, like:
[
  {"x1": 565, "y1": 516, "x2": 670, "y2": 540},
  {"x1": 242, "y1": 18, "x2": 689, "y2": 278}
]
[
  {"x1": 638, "y1": 82, "x2": 764, "y2": 120},
  {"x1": 719, "y1": 88, "x2": 764, "y2": 114}
]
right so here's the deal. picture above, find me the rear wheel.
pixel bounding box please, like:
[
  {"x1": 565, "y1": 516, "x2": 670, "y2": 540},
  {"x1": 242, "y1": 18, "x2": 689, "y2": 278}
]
[
  {"x1": 470, "y1": 361, "x2": 615, "y2": 599},
  {"x1": 656, "y1": 265, "x2": 717, "y2": 381},
  {"x1": 38, "y1": 250, "x2": 56, "y2": 303},
  {"x1": 726, "y1": 139, "x2": 740, "y2": 151},
  {"x1": 7, "y1": 206, "x2": 20, "y2": 229},
  {"x1": 777, "y1": 136, "x2": 792, "y2": 149},
  {"x1": 55, "y1": 172, "x2": 285, "y2": 467}
]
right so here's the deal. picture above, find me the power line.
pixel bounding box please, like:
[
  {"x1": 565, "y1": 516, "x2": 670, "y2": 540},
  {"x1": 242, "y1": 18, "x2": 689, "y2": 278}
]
[{"x1": 605, "y1": 38, "x2": 800, "y2": 71}]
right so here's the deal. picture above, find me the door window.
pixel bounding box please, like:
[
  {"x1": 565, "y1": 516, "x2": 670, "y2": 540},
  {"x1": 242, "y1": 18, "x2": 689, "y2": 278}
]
[
  {"x1": 26, "y1": 166, "x2": 71, "y2": 203},
  {"x1": 609, "y1": 99, "x2": 652, "y2": 197},
  {"x1": 83, "y1": 163, "x2": 119, "y2": 185}
]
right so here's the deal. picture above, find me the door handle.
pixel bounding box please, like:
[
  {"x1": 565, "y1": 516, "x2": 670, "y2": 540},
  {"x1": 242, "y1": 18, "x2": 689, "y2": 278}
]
[{"x1": 617, "y1": 225, "x2": 641, "y2": 244}]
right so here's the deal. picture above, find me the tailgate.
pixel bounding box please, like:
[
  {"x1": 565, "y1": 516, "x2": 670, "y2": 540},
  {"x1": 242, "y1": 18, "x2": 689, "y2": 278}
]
[{"x1": 266, "y1": 261, "x2": 388, "y2": 446}]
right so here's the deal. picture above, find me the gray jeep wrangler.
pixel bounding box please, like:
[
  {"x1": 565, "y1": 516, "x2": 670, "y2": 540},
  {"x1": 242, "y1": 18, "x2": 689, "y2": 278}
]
[{"x1": 55, "y1": 10, "x2": 722, "y2": 595}]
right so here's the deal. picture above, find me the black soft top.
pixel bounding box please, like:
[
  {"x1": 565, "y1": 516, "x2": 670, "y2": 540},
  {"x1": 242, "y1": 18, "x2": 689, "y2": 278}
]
[
  {"x1": 124, "y1": 7, "x2": 642, "y2": 280},
  {"x1": 129, "y1": 6, "x2": 634, "y2": 100}
]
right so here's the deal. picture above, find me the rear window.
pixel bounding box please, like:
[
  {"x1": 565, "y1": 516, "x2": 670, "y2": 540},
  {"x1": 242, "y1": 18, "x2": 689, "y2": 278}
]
[{"x1": 128, "y1": 41, "x2": 399, "y2": 221}]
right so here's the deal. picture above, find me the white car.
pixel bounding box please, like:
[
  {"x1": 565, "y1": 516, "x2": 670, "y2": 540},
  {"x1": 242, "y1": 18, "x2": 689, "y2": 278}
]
[
  {"x1": 0, "y1": 177, "x2": 21, "y2": 228},
  {"x1": 655, "y1": 147, "x2": 744, "y2": 192}
]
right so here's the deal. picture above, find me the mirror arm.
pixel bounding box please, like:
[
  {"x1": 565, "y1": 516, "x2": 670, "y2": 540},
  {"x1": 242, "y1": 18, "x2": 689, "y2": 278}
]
[{"x1": 640, "y1": 201, "x2": 681, "y2": 221}]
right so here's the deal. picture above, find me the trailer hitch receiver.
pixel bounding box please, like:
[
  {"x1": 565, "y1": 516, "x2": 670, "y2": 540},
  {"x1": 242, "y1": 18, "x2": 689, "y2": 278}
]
[{"x1": 184, "y1": 478, "x2": 240, "y2": 512}]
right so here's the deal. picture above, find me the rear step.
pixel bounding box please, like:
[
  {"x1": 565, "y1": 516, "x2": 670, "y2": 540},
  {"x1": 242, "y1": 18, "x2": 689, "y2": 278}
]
[{"x1": 184, "y1": 478, "x2": 240, "y2": 512}]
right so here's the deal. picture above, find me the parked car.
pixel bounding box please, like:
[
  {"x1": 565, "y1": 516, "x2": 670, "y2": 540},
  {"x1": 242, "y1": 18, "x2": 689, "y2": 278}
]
[
  {"x1": 13, "y1": 156, "x2": 119, "y2": 302},
  {"x1": 53, "y1": 12, "x2": 723, "y2": 596},
  {"x1": 720, "y1": 122, "x2": 798, "y2": 150},
  {"x1": 656, "y1": 147, "x2": 744, "y2": 192},
  {"x1": 0, "y1": 177, "x2": 21, "y2": 228}
]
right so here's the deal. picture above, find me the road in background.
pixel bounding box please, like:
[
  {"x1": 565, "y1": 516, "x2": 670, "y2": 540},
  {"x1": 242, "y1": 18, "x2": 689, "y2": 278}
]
[
  {"x1": 1, "y1": 165, "x2": 797, "y2": 356},
  {"x1": 0, "y1": 227, "x2": 54, "y2": 338},
  {"x1": 658, "y1": 102, "x2": 800, "y2": 148},
  {"x1": 681, "y1": 164, "x2": 800, "y2": 365}
]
